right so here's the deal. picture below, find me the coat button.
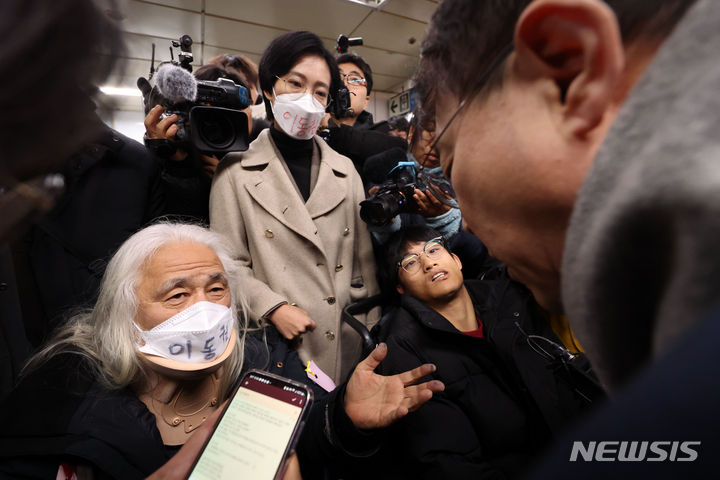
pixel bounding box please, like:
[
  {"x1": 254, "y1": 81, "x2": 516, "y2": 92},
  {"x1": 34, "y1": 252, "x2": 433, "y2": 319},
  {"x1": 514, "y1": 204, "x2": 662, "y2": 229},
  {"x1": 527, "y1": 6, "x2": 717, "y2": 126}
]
[
  {"x1": 343, "y1": 227, "x2": 350, "y2": 236},
  {"x1": 276, "y1": 361, "x2": 284, "y2": 368},
  {"x1": 326, "y1": 296, "x2": 336, "y2": 305},
  {"x1": 325, "y1": 330, "x2": 335, "y2": 341},
  {"x1": 0, "y1": 283, "x2": 7, "y2": 291},
  {"x1": 335, "y1": 265, "x2": 343, "y2": 272},
  {"x1": 513, "y1": 312, "x2": 520, "y2": 317},
  {"x1": 265, "y1": 229, "x2": 274, "y2": 238}
]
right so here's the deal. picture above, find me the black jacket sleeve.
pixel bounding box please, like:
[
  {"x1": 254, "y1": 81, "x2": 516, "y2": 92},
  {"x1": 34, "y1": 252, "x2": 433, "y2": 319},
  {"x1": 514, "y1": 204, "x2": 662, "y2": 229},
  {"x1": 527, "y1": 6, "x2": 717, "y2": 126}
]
[
  {"x1": 296, "y1": 382, "x2": 384, "y2": 479},
  {"x1": 325, "y1": 123, "x2": 407, "y2": 176}
]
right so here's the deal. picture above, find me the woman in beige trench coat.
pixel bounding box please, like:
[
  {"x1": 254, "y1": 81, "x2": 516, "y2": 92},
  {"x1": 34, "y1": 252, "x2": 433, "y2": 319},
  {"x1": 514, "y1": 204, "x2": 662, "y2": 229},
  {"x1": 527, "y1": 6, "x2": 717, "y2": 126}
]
[{"x1": 210, "y1": 31, "x2": 379, "y2": 383}]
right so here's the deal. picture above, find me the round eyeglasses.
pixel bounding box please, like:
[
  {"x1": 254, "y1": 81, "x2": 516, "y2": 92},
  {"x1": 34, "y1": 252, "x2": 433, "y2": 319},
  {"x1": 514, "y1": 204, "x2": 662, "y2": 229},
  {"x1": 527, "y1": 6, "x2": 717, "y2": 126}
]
[
  {"x1": 275, "y1": 74, "x2": 331, "y2": 105},
  {"x1": 398, "y1": 237, "x2": 446, "y2": 274},
  {"x1": 341, "y1": 73, "x2": 367, "y2": 88}
]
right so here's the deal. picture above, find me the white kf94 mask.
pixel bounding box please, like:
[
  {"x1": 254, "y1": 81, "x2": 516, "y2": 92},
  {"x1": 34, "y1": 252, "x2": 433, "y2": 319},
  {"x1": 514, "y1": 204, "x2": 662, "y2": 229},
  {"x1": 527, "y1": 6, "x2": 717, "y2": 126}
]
[
  {"x1": 271, "y1": 90, "x2": 326, "y2": 140},
  {"x1": 136, "y1": 301, "x2": 233, "y2": 364}
]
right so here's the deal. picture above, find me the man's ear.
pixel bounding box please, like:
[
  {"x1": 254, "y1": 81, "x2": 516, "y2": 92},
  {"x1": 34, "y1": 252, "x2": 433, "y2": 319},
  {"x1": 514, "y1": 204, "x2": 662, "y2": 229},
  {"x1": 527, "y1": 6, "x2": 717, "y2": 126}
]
[{"x1": 514, "y1": 0, "x2": 624, "y2": 136}]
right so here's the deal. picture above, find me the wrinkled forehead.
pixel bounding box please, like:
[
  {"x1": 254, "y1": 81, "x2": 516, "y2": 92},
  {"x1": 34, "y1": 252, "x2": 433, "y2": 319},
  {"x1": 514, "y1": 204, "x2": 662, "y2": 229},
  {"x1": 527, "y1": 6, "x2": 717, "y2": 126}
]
[{"x1": 139, "y1": 241, "x2": 226, "y2": 284}]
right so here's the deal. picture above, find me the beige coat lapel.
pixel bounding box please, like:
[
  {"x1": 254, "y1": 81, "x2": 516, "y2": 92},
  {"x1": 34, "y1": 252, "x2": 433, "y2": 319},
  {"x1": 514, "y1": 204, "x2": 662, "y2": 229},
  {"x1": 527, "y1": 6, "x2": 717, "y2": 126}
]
[
  {"x1": 240, "y1": 132, "x2": 324, "y2": 252},
  {"x1": 305, "y1": 140, "x2": 348, "y2": 219}
]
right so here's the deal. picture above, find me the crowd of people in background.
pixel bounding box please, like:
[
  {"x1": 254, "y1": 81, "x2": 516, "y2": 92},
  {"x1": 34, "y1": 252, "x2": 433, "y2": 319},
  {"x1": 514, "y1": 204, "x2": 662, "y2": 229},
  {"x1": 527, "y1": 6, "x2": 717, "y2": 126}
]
[{"x1": 1, "y1": 0, "x2": 718, "y2": 478}]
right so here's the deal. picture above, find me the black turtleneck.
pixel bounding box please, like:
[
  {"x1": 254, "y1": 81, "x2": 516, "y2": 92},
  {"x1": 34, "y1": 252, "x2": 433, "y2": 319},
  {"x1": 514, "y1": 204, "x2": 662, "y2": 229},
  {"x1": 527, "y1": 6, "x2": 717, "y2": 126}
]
[{"x1": 270, "y1": 125, "x2": 313, "y2": 201}]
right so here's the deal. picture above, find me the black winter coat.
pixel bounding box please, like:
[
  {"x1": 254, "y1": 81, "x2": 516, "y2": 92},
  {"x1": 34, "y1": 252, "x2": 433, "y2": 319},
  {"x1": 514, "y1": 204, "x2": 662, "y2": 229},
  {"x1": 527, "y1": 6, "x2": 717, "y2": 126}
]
[
  {"x1": 0, "y1": 327, "x2": 334, "y2": 479},
  {"x1": 11, "y1": 125, "x2": 164, "y2": 346},
  {"x1": 375, "y1": 277, "x2": 601, "y2": 479}
]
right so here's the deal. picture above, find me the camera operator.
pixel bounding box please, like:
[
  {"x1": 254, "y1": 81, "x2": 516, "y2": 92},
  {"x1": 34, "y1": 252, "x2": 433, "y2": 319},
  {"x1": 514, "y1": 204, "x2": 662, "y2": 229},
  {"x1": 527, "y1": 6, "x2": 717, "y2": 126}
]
[
  {"x1": 318, "y1": 52, "x2": 407, "y2": 178},
  {"x1": 206, "y1": 53, "x2": 271, "y2": 142},
  {"x1": 143, "y1": 62, "x2": 250, "y2": 224},
  {"x1": 334, "y1": 53, "x2": 374, "y2": 130}
]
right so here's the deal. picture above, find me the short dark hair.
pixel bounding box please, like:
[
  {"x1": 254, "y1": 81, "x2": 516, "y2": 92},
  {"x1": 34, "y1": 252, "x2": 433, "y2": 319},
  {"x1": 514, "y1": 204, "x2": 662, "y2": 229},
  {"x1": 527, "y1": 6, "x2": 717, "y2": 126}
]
[
  {"x1": 336, "y1": 52, "x2": 373, "y2": 95},
  {"x1": 415, "y1": 0, "x2": 697, "y2": 122},
  {"x1": 389, "y1": 115, "x2": 410, "y2": 134},
  {"x1": 207, "y1": 54, "x2": 259, "y2": 91},
  {"x1": 258, "y1": 31, "x2": 341, "y2": 121},
  {"x1": 383, "y1": 225, "x2": 447, "y2": 288},
  {"x1": 194, "y1": 64, "x2": 245, "y2": 88}
]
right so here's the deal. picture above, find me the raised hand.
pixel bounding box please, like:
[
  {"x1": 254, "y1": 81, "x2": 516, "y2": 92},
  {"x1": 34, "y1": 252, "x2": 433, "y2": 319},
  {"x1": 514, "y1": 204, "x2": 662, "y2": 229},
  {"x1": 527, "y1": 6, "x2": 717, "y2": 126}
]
[{"x1": 344, "y1": 343, "x2": 445, "y2": 429}]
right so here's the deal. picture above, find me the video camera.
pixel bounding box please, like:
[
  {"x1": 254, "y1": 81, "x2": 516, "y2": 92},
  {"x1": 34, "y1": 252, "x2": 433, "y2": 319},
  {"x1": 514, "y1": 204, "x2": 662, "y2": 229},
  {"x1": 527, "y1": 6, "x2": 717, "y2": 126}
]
[
  {"x1": 137, "y1": 35, "x2": 251, "y2": 157},
  {"x1": 328, "y1": 34, "x2": 363, "y2": 120},
  {"x1": 336, "y1": 34, "x2": 363, "y2": 54}
]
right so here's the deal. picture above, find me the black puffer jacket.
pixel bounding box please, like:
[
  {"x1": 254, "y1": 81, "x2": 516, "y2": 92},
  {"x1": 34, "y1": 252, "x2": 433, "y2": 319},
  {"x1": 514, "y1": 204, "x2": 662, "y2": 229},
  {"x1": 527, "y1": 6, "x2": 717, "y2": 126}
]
[{"x1": 375, "y1": 276, "x2": 603, "y2": 479}]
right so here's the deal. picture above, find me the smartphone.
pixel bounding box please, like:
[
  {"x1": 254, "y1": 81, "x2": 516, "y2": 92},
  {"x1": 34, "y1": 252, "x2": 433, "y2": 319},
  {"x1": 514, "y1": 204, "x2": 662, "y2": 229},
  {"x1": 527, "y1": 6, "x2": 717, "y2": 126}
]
[{"x1": 187, "y1": 369, "x2": 313, "y2": 480}]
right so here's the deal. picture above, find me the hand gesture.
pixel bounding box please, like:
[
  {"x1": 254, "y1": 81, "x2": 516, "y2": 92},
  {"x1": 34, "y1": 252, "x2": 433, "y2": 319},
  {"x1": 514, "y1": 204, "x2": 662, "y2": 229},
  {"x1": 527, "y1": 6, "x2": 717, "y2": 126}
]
[
  {"x1": 344, "y1": 343, "x2": 445, "y2": 429},
  {"x1": 414, "y1": 185, "x2": 452, "y2": 218},
  {"x1": 269, "y1": 304, "x2": 317, "y2": 340}
]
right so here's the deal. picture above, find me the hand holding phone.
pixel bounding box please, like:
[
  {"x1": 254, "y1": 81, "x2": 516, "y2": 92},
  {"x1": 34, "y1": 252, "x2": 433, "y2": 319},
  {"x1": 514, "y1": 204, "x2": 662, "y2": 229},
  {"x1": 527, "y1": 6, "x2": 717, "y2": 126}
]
[{"x1": 187, "y1": 370, "x2": 313, "y2": 480}]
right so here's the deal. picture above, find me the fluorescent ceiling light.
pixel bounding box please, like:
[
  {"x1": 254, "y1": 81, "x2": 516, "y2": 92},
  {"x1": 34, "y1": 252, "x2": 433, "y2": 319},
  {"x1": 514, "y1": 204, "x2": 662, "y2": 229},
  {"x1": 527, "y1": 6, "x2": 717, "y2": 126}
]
[
  {"x1": 99, "y1": 86, "x2": 142, "y2": 97},
  {"x1": 342, "y1": 0, "x2": 388, "y2": 8}
]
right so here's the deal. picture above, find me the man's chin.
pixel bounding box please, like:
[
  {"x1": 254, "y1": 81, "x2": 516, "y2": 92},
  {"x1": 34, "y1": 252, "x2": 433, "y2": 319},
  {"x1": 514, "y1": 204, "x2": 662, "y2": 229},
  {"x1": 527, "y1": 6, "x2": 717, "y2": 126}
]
[{"x1": 507, "y1": 267, "x2": 563, "y2": 314}]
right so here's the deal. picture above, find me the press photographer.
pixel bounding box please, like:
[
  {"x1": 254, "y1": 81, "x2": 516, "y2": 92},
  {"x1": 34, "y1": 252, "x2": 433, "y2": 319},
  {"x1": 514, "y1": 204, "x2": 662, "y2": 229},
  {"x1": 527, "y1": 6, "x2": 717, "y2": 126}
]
[
  {"x1": 139, "y1": 36, "x2": 253, "y2": 223},
  {"x1": 360, "y1": 147, "x2": 455, "y2": 228},
  {"x1": 361, "y1": 118, "x2": 495, "y2": 282},
  {"x1": 318, "y1": 43, "x2": 407, "y2": 177}
]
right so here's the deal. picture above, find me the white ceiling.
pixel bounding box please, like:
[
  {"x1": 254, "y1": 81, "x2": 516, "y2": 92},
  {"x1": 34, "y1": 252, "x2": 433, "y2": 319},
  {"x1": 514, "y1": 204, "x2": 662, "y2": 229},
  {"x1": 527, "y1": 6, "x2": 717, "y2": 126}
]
[{"x1": 107, "y1": 0, "x2": 438, "y2": 111}]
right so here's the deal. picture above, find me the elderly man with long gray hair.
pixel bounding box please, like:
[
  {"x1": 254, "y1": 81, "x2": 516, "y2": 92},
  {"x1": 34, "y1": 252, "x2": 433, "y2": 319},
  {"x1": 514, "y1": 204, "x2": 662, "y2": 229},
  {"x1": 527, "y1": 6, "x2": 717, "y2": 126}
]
[{"x1": 0, "y1": 222, "x2": 443, "y2": 479}]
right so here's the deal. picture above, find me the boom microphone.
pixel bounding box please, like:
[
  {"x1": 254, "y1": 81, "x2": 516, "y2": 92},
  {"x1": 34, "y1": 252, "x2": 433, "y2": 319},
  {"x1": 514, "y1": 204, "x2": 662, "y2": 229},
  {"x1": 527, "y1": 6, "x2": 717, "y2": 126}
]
[{"x1": 155, "y1": 63, "x2": 197, "y2": 103}]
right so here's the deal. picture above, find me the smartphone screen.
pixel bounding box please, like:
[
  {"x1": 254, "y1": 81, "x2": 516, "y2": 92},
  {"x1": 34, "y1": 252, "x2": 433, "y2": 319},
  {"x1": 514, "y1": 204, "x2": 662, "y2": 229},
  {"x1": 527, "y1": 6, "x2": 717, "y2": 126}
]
[{"x1": 187, "y1": 370, "x2": 312, "y2": 480}]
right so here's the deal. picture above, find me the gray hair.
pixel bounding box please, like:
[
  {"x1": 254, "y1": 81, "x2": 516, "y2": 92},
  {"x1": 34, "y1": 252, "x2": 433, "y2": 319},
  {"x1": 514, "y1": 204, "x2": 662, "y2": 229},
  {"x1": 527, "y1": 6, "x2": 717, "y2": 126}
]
[{"x1": 25, "y1": 222, "x2": 248, "y2": 399}]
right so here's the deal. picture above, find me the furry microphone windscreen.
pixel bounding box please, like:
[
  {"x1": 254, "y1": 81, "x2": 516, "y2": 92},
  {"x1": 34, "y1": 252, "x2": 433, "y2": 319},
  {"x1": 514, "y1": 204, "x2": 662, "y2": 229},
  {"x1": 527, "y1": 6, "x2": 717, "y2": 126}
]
[{"x1": 155, "y1": 63, "x2": 197, "y2": 103}]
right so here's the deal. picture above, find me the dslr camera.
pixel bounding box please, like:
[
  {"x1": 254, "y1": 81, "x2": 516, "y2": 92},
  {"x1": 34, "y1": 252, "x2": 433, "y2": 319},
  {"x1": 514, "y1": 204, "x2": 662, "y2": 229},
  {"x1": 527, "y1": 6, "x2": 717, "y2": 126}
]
[
  {"x1": 360, "y1": 161, "x2": 426, "y2": 227},
  {"x1": 137, "y1": 35, "x2": 251, "y2": 157}
]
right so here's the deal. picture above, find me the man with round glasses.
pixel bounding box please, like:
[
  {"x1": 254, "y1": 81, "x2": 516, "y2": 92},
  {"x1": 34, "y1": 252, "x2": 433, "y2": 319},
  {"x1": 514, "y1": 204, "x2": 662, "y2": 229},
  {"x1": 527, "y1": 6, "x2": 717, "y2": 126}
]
[
  {"x1": 369, "y1": 225, "x2": 602, "y2": 479},
  {"x1": 318, "y1": 53, "x2": 407, "y2": 176},
  {"x1": 336, "y1": 53, "x2": 374, "y2": 129}
]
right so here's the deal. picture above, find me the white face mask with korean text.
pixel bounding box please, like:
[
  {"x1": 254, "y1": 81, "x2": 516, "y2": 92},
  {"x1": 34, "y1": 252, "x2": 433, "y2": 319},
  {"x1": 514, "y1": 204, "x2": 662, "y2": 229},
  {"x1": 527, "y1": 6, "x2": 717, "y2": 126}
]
[
  {"x1": 271, "y1": 90, "x2": 326, "y2": 140},
  {"x1": 135, "y1": 301, "x2": 233, "y2": 364}
]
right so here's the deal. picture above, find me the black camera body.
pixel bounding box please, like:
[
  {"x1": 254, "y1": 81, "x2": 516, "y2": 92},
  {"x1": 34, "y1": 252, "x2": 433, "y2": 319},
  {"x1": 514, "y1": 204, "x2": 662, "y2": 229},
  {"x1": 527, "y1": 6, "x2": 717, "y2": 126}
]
[
  {"x1": 161, "y1": 78, "x2": 251, "y2": 154},
  {"x1": 138, "y1": 35, "x2": 251, "y2": 156},
  {"x1": 360, "y1": 161, "x2": 425, "y2": 227},
  {"x1": 328, "y1": 85, "x2": 351, "y2": 119}
]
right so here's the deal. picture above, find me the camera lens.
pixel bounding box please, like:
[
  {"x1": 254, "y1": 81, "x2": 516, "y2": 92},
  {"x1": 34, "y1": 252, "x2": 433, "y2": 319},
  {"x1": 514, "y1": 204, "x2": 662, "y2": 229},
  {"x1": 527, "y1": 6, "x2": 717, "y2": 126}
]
[
  {"x1": 360, "y1": 189, "x2": 404, "y2": 226},
  {"x1": 195, "y1": 109, "x2": 235, "y2": 150}
]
